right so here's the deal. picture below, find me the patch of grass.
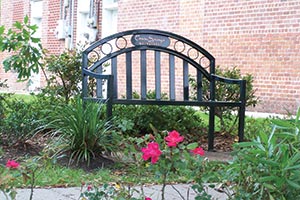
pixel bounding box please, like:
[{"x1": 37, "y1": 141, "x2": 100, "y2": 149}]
[
  {"x1": 11, "y1": 164, "x2": 117, "y2": 188},
  {"x1": 8, "y1": 159, "x2": 228, "y2": 188},
  {"x1": 11, "y1": 93, "x2": 35, "y2": 102},
  {"x1": 194, "y1": 111, "x2": 221, "y2": 132}
]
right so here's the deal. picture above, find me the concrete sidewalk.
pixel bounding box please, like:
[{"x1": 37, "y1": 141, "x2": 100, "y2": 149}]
[{"x1": 12, "y1": 184, "x2": 230, "y2": 200}]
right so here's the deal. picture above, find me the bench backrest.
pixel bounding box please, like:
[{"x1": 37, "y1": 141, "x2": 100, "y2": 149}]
[{"x1": 82, "y1": 29, "x2": 246, "y2": 150}]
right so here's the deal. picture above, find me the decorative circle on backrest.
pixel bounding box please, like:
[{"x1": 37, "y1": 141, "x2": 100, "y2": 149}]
[
  {"x1": 116, "y1": 36, "x2": 127, "y2": 50},
  {"x1": 174, "y1": 40, "x2": 185, "y2": 53},
  {"x1": 87, "y1": 50, "x2": 101, "y2": 64},
  {"x1": 199, "y1": 56, "x2": 210, "y2": 69},
  {"x1": 100, "y1": 42, "x2": 113, "y2": 55},
  {"x1": 187, "y1": 48, "x2": 199, "y2": 60}
]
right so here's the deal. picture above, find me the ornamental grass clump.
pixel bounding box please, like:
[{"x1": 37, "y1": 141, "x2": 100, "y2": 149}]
[{"x1": 39, "y1": 98, "x2": 114, "y2": 166}]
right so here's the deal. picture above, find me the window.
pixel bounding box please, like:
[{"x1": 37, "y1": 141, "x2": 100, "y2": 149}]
[
  {"x1": 28, "y1": 0, "x2": 43, "y2": 92},
  {"x1": 102, "y1": 0, "x2": 118, "y2": 38}
]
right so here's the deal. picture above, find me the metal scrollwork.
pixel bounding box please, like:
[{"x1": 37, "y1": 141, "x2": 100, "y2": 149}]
[
  {"x1": 187, "y1": 47, "x2": 199, "y2": 60},
  {"x1": 100, "y1": 42, "x2": 113, "y2": 55},
  {"x1": 199, "y1": 56, "x2": 210, "y2": 69},
  {"x1": 88, "y1": 50, "x2": 101, "y2": 63},
  {"x1": 115, "y1": 36, "x2": 127, "y2": 50},
  {"x1": 174, "y1": 40, "x2": 185, "y2": 53}
]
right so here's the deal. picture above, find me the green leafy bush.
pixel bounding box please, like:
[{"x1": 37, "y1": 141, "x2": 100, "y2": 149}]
[
  {"x1": 113, "y1": 104, "x2": 205, "y2": 142},
  {"x1": 189, "y1": 66, "x2": 259, "y2": 134},
  {"x1": 244, "y1": 117, "x2": 272, "y2": 140},
  {"x1": 0, "y1": 94, "x2": 54, "y2": 145},
  {"x1": 222, "y1": 108, "x2": 300, "y2": 199},
  {"x1": 0, "y1": 80, "x2": 10, "y2": 129},
  {"x1": 42, "y1": 49, "x2": 82, "y2": 103},
  {"x1": 40, "y1": 98, "x2": 116, "y2": 165}
]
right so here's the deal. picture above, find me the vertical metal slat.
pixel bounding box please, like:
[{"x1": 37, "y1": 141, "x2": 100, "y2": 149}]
[
  {"x1": 111, "y1": 57, "x2": 118, "y2": 98},
  {"x1": 106, "y1": 75, "x2": 113, "y2": 119},
  {"x1": 96, "y1": 65, "x2": 103, "y2": 98},
  {"x1": 169, "y1": 55, "x2": 175, "y2": 101},
  {"x1": 238, "y1": 80, "x2": 246, "y2": 142},
  {"x1": 141, "y1": 50, "x2": 147, "y2": 100},
  {"x1": 155, "y1": 51, "x2": 161, "y2": 100},
  {"x1": 126, "y1": 52, "x2": 132, "y2": 99},
  {"x1": 183, "y1": 60, "x2": 189, "y2": 100},
  {"x1": 82, "y1": 53, "x2": 88, "y2": 99},
  {"x1": 197, "y1": 70, "x2": 203, "y2": 101},
  {"x1": 208, "y1": 75, "x2": 216, "y2": 151}
]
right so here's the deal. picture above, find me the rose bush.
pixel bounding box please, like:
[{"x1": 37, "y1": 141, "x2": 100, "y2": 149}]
[
  {"x1": 141, "y1": 130, "x2": 208, "y2": 200},
  {"x1": 80, "y1": 129, "x2": 208, "y2": 200},
  {"x1": 0, "y1": 160, "x2": 20, "y2": 200}
]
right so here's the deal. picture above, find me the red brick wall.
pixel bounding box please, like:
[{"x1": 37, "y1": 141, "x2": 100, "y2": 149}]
[
  {"x1": 118, "y1": 0, "x2": 180, "y2": 32},
  {"x1": 202, "y1": 0, "x2": 300, "y2": 114},
  {"x1": 43, "y1": 0, "x2": 65, "y2": 54},
  {"x1": 1, "y1": 0, "x2": 300, "y2": 114}
]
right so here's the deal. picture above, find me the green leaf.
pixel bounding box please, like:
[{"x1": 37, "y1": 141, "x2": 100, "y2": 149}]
[
  {"x1": 289, "y1": 153, "x2": 300, "y2": 165},
  {"x1": 186, "y1": 142, "x2": 198, "y2": 150},
  {"x1": 31, "y1": 37, "x2": 41, "y2": 43},
  {"x1": 262, "y1": 183, "x2": 276, "y2": 190},
  {"x1": 296, "y1": 107, "x2": 300, "y2": 123},
  {"x1": 235, "y1": 141, "x2": 258, "y2": 148},
  {"x1": 14, "y1": 21, "x2": 22, "y2": 29},
  {"x1": 24, "y1": 15, "x2": 29, "y2": 24},
  {"x1": 271, "y1": 119, "x2": 294, "y2": 129},
  {"x1": 286, "y1": 179, "x2": 300, "y2": 189},
  {"x1": 259, "y1": 131, "x2": 268, "y2": 143},
  {"x1": 269, "y1": 194, "x2": 275, "y2": 200},
  {"x1": 259, "y1": 176, "x2": 279, "y2": 182},
  {"x1": 284, "y1": 164, "x2": 300, "y2": 171},
  {"x1": 259, "y1": 159, "x2": 280, "y2": 167},
  {"x1": 0, "y1": 25, "x2": 5, "y2": 35}
]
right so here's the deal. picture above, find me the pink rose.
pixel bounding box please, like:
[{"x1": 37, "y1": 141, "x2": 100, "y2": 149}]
[
  {"x1": 191, "y1": 147, "x2": 205, "y2": 156},
  {"x1": 141, "y1": 142, "x2": 162, "y2": 164},
  {"x1": 145, "y1": 197, "x2": 152, "y2": 200},
  {"x1": 165, "y1": 130, "x2": 184, "y2": 147},
  {"x1": 6, "y1": 160, "x2": 20, "y2": 169}
]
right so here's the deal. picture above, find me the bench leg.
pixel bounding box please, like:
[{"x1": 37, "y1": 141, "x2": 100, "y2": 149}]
[
  {"x1": 238, "y1": 106, "x2": 245, "y2": 142},
  {"x1": 208, "y1": 106, "x2": 215, "y2": 151}
]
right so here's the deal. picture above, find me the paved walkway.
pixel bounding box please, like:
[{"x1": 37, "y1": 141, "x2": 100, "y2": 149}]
[{"x1": 12, "y1": 184, "x2": 230, "y2": 200}]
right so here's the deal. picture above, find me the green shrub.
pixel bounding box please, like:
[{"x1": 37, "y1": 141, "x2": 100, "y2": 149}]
[
  {"x1": 40, "y1": 98, "x2": 117, "y2": 165},
  {"x1": 42, "y1": 50, "x2": 82, "y2": 104},
  {"x1": 113, "y1": 104, "x2": 205, "y2": 142},
  {"x1": 0, "y1": 80, "x2": 9, "y2": 123},
  {"x1": 0, "y1": 94, "x2": 55, "y2": 145},
  {"x1": 189, "y1": 66, "x2": 259, "y2": 134},
  {"x1": 244, "y1": 117, "x2": 272, "y2": 140},
  {"x1": 222, "y1": 108, "x2": 300, "y2": 199}
]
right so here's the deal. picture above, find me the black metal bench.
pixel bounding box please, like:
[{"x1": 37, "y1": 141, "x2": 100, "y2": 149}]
[{"x1": 81, "y1": 29, "x2": 246, "y2": 151}]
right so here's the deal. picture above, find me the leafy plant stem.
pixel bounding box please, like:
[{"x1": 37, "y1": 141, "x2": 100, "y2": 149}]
[
  {"x1": 161, "y1": 172, "x2": 167, "y2": 200},
  {"x1": 29, "y1": 169, "x2": 35, "y2": 200}
]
